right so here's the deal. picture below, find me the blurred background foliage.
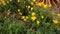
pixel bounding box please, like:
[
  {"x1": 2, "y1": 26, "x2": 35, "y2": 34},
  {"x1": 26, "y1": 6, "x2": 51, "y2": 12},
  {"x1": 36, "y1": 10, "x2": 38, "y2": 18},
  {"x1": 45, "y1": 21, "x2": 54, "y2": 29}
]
[{"x1": 0, "y1": 0, "x2": 60, "y2": 34}]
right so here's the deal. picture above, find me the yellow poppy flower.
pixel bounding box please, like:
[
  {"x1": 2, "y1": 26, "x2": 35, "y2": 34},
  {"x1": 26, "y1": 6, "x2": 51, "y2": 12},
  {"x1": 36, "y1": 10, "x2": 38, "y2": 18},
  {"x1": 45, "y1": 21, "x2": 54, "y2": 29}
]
[
  {"x1": 57, "y1": 14, "x2": 60, "y2": 17},
  {"x1": 41, "y1": 2, "x2": 44, "y2": 6},
  {"x1": 58, "y1": 28, "x2": 60, "y2": 30},
  {"x1": 41, "y1": 15, "x2": 44, "y2": 19},
  {"x1": 35, "y1": 2, "x2": 44, "y2": 6},
  {"x1": 24, "y1": 19, "x2": 27, "y2": 21},
  {"x1": 53, "y1": 20, "x2": 58, "y2": 24},
  {"x1": 26, "y1": 16, "x2": 29, "y2": 19},
  {"x1": 37, "y1": 20, "x2": 40, "y2": 25},
  {"x1": 18, "y1": 9, "x2": 20, "y2": 12},
  {"x1": 44, "y1": 4, "x2": 48, "y2": 8},
  {"x1": 31, "y1": 2, "x2": 34, "y2": 5},
  {"x1": 35, "y1": 2, "x2": 42, "y2": 6},
  {"x1": 33, "y1": 0, "x2": 36, "y2": 2},
  {"x1": 21, "y1": 16, "x2": 25, "y2": 19},
  {"x1": 32, "y1": 12, "x2": 36, "y2": 16},
  {"x1": 9, "y1": 0, "x2": 12, "y2": 2},
  {"x1": 18, "y1": 0, "x2": 20, "y2": 3},
  {"x1": 2, "y1": 1, "x2": 6, "y2": 5},
  {"x1": 28, "y1": 6, "x2": 30, "y2": 9},
  {"x1": 31, "y1": 7, "x2": 34, "y2": 11},
  {"x1": 31, "y1": 16, "x2": 36, "y2": 21}
]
